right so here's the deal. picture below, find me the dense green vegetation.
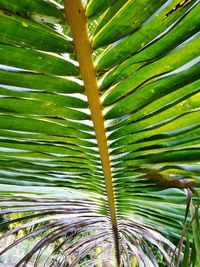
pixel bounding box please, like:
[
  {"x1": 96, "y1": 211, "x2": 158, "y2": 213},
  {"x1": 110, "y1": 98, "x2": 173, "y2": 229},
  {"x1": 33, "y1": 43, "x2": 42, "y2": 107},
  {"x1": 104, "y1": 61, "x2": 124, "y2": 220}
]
[{"x1": 0, "y1": 0, "x2": 199, "y2": 266}]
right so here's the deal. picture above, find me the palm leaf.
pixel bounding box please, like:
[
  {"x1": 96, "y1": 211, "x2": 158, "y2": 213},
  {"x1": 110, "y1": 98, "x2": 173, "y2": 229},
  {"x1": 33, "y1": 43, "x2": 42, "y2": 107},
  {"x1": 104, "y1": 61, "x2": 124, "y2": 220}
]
[{"x1": 0, "y1": 0, "x2": 199, "y2": 266}]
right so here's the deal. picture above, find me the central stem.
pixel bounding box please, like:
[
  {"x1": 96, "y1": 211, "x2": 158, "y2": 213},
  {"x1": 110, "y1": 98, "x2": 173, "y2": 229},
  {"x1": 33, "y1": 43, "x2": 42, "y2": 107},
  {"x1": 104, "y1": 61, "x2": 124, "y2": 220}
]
[{"x1": 64, "y1": 0, "x2": 120, "y2": 265}]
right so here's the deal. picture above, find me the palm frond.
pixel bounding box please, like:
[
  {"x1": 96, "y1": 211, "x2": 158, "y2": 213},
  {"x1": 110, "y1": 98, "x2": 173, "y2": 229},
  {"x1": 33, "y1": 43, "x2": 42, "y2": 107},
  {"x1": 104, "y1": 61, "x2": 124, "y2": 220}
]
[{"x1": 0, "y1": 0, "x2": 199, "y2": 266}]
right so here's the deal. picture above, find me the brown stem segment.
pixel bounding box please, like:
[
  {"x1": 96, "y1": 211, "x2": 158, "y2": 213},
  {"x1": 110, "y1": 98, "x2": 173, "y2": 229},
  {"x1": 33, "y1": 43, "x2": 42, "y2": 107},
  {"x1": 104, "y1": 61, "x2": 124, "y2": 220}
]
[{"x1": 64, "y1": 0, "x2": 120, "y2": 265}]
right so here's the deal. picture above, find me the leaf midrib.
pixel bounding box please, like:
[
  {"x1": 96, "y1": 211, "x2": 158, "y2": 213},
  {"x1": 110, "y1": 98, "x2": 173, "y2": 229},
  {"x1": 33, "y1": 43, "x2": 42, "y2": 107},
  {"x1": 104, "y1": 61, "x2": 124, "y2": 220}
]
[{"x1": 64, "y1": 0, "x2": 120, "y2": 265}]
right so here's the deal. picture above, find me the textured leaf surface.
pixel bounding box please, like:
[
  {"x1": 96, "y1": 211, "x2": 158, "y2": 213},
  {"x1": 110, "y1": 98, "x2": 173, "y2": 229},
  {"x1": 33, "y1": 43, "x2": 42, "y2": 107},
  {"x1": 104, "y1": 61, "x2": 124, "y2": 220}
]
[
  {"x1": 0, "y1": 44, "x2": 78, "y2": 76},
  {"x1": 0, "y1": 0, "x2": 65, "y2": 24},
  {"x1": 0, "y1": 11, "x2": 72, "y2": 52}
]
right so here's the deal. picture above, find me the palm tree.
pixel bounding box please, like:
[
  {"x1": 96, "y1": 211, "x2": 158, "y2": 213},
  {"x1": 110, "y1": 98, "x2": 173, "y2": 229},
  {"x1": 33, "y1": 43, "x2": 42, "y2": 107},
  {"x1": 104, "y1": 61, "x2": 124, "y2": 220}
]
[{"x1": 0, "y1": 0, "x2": 199, "y2": 266}]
